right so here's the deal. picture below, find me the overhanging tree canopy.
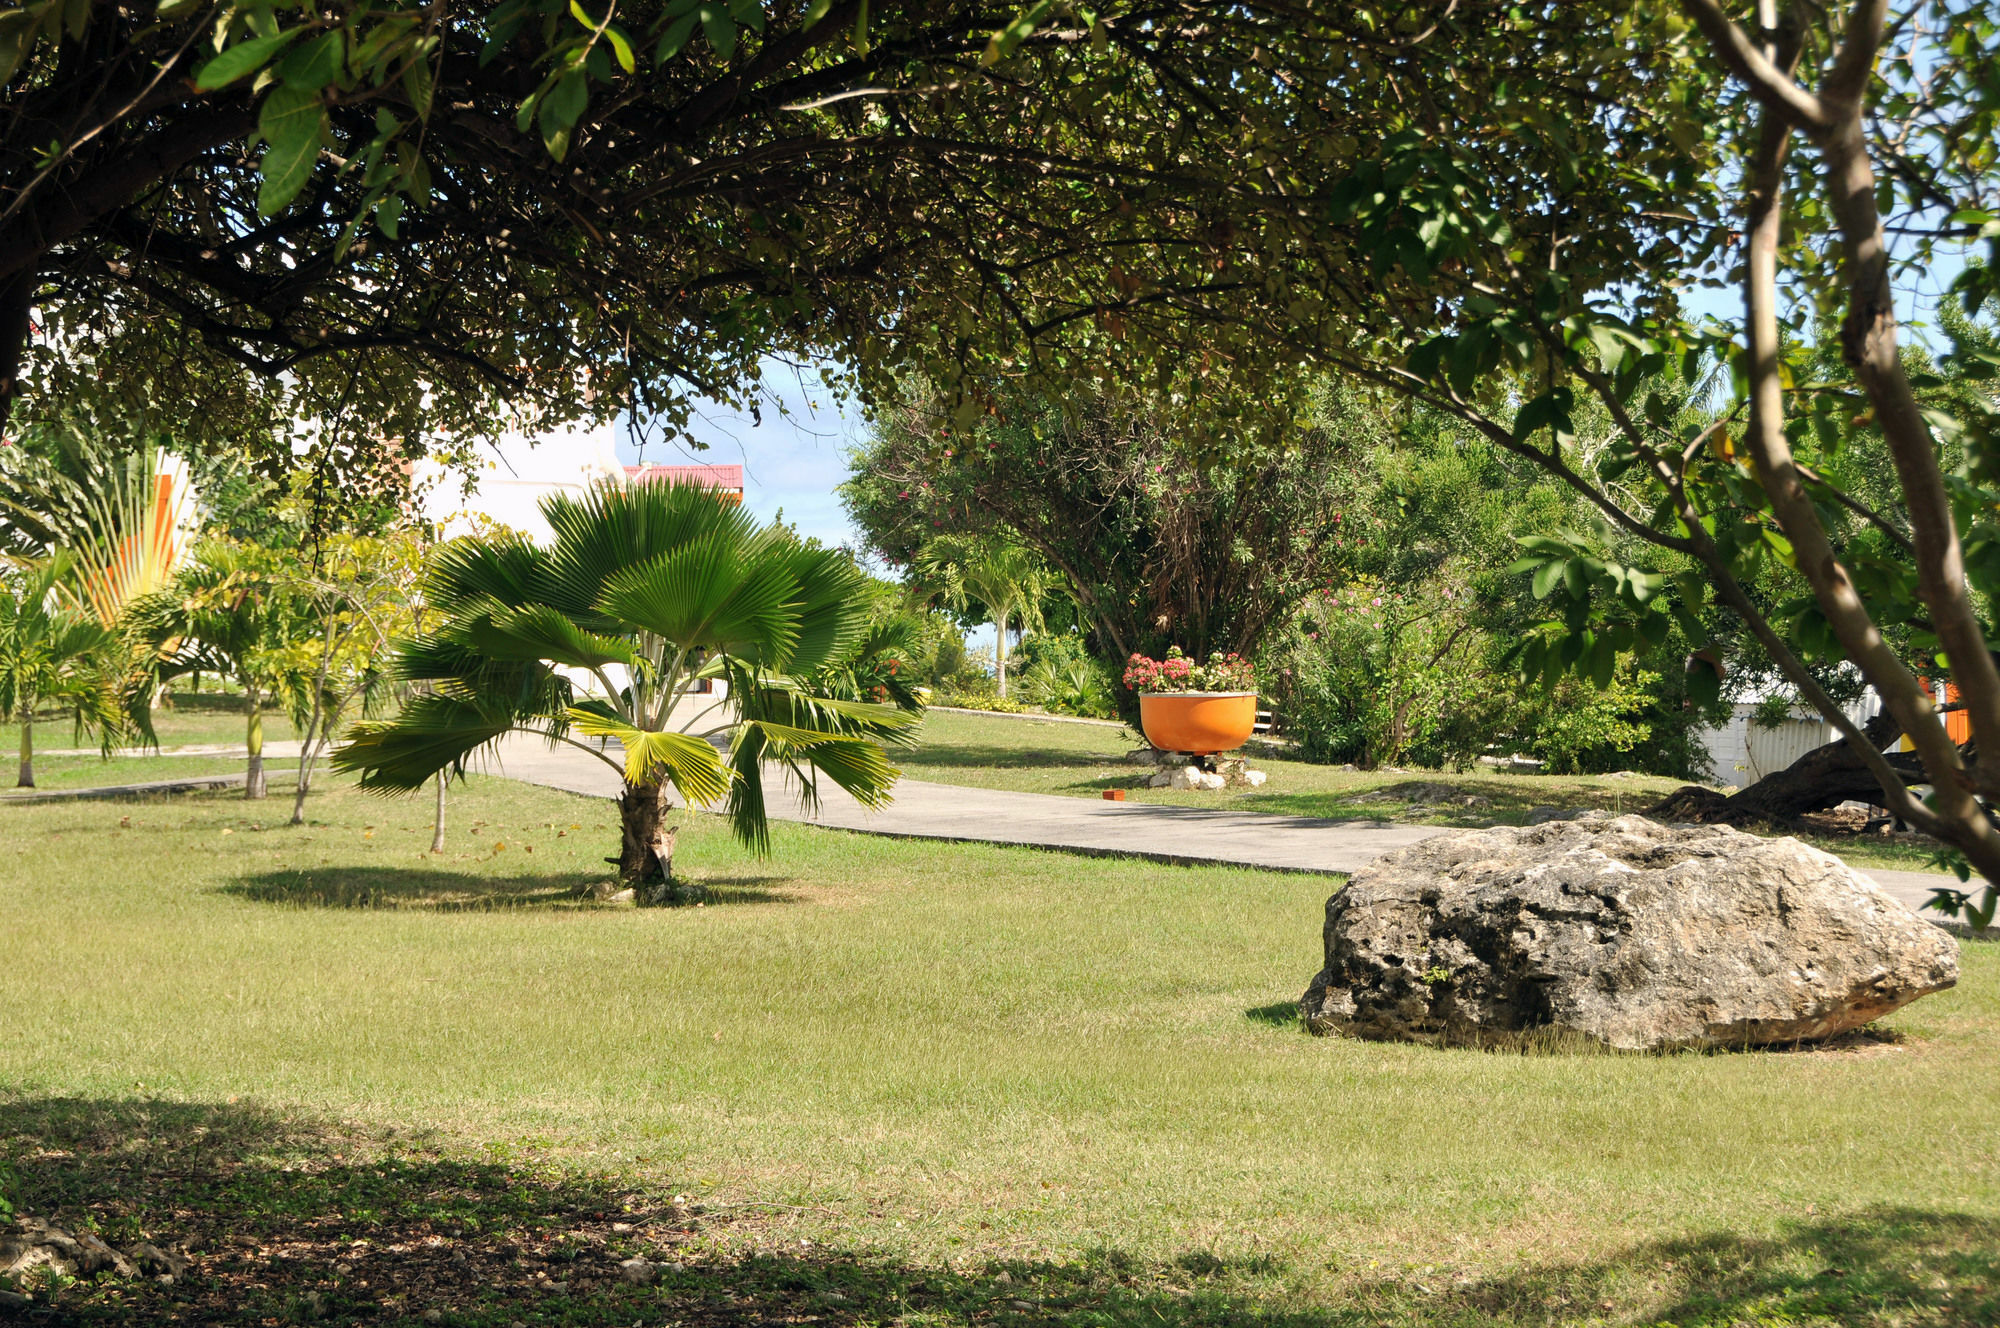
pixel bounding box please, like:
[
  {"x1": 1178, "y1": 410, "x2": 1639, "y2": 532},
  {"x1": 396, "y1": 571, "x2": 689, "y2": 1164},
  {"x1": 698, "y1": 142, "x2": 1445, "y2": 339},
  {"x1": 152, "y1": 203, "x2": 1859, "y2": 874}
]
[{"x1": 0, "y1": 1, "x2": 1675, "y2": 466}]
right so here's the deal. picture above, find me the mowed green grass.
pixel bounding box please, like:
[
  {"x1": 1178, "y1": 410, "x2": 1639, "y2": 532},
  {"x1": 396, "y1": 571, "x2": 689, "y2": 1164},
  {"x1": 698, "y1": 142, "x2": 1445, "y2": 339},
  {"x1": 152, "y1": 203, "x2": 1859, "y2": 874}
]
[
  {"x1": 3, "y1": 774, "x2": 1997, "y2": 1326},
  {"x1": 903, "y1": 711, "x2": 1690, "y2": 819},
  {"x1": 1, "y1": 752, "x2": 285, "y2": 793},
  {"x1": 0, "y1": 689, "x2": 298, "y2": 756}
]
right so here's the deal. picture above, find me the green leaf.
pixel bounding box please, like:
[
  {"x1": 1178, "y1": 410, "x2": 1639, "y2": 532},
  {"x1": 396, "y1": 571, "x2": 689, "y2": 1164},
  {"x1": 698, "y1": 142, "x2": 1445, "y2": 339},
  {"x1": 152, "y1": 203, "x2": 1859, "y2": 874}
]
[
  {"x1": 540, "y1": 68, "x2": 588, "y2": 134},
  {"x1": 698, "y1": 3, "x2": 735, "y2": 59},
  {"x1": 604, "y1": 22, "x2": 635, "y2": 72},
  {"x1": 255, "y1": 84, "x2": 325, "y2": 216},
  {"x1": 1685, "y1": 654, "x2": 1722, "y2": 709},
  {"x1": 982, "y1": 0, "x2": 1055, "y2": 66},
  {"x1": 801, "y1": 0, "x2": 832, "y2": 28},
  {"x1": 402, "y1": 45, "x2": 435, "y2": 118},
  {"x1": 1586, "y1": 323, "x2": 1626, "y2": 373},
  {"x1": 277, "y1": 30, "x2": 342, "y2": 90},
  {"x1": 1589, "y1": 632, "x2": 1617, "y2": 688},
  {"x1": 727, "y1": 0, "x2": 765, "y2": 31},
  {"x1": 569, "y1": 708, "x2": 735, "y2": 806},
  {"x1": 655, "y1": 11, "x2": 698, "y2": 60},
  {"x1": 1531, "y1": 559, "x2": 1564, "y2": 600},
  {"x1": 194, "y1": 29, "x2": 304, "y2": 91}
]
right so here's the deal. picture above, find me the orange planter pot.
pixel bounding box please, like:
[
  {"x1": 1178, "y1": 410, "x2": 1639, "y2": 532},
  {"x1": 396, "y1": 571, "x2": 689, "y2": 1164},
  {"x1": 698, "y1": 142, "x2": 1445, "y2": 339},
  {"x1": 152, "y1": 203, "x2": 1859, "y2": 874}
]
[{"x1": 1139, "y1": 692, "x2": 1258, "y2": 755}]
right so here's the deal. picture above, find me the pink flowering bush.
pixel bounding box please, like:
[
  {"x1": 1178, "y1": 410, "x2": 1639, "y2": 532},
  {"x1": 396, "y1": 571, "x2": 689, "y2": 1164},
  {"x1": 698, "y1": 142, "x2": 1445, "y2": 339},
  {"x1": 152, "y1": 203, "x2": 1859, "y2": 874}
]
[{"x1": 1122, "y1": 646, "x2": 1255, "y2": 694}]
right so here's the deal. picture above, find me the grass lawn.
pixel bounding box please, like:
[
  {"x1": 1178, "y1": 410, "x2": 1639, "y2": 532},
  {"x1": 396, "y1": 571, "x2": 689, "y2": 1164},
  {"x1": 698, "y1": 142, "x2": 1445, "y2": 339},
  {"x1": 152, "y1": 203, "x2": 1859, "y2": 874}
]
[
  {"x1": 2, "y1": 774, "x2": 1996, "y2": 1326},
  {"x1": 1, "y1": 752, "x2": 288, "y2": 794},
  {"x1": 898, "y1": 711, "x2": 1946, "y2": 874},
  {"x1": 0, "y1": 689, "x2": 298, "y2": 757}
]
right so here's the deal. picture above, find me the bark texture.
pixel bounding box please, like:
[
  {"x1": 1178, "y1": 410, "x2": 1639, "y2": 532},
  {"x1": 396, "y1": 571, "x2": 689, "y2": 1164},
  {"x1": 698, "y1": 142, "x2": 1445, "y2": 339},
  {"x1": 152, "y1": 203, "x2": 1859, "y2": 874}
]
[{"x1": 618, "y1": 782, "x2": 698, "y2": 906}]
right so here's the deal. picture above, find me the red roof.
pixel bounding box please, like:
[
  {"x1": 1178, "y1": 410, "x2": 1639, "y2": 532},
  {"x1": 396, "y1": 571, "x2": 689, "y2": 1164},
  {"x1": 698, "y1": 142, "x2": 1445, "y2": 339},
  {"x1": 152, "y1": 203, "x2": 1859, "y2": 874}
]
[{"x1": 624, "y1": 463, "x2": 744, "y2": 492}]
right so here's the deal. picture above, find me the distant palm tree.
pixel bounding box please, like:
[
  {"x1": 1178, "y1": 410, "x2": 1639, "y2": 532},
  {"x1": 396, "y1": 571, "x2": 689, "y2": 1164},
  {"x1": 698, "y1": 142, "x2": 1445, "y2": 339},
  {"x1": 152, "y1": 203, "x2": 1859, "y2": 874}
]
[
  {"x1": 0, "y1": 554, "x2": 123, "y2": 787},
  {"x1": 127, "y1": 541, "x2": 316, "y2": 799},
  {"x1": 334, "y1": 480, "x2": 918, "y2": 904},
  {"x1": 920, "y1": 537, "x2": 1053, "y2": 699}
]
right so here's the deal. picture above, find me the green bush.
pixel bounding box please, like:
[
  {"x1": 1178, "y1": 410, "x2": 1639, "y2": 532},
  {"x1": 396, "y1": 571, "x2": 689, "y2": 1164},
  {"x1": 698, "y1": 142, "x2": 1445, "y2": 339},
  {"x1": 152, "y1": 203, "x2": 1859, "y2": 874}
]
[{"x1": 1016, "y1": 633, "x2": 1118, "y2": 718}]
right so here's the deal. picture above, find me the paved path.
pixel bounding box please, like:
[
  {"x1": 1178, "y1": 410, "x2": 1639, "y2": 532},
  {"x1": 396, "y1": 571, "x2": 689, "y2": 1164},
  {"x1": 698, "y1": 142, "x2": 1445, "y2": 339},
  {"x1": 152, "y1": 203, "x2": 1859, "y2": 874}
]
[
  {"x1": 2, "y1": 769, "x2": 297, "y2": 802},
  {"x1": 484, "y1": 736, "x2": 1955, "y2": 916},
  {"x1": 37, "y1": 741, "x2": 307, "y2": 759}
]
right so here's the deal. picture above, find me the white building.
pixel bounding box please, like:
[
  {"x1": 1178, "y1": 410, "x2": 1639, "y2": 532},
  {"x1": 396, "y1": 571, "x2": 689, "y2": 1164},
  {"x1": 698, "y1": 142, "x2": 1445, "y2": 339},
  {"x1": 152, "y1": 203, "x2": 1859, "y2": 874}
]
[{"x1": 412, "y1": 421, "x2": 742, "y2": 543}]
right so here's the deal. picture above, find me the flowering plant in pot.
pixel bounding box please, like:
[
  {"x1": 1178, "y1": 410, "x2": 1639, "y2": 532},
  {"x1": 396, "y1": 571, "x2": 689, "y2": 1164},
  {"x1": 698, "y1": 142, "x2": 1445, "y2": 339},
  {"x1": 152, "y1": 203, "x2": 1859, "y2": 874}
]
[
  {"x1": 1123, "y1": 647, "x2": 1258, "y2": 754},
  {"x1": 1121, "y1": 646, "x2": 1255, "y2": 694}
]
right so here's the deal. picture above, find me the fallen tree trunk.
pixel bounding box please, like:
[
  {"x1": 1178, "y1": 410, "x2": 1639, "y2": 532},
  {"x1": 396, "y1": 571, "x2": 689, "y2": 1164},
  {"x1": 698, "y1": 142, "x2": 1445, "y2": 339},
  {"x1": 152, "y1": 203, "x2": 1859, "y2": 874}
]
[{"x1": 1649, "y1": 711, "x2": 1942, "y2": 827}]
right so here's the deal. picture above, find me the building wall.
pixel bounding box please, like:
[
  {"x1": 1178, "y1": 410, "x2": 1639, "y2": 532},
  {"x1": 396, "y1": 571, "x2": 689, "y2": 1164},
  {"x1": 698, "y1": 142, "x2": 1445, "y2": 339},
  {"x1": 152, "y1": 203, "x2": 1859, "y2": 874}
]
[{"x1": 1698, "y1": 693, "x2": 1882, "y2": 788}]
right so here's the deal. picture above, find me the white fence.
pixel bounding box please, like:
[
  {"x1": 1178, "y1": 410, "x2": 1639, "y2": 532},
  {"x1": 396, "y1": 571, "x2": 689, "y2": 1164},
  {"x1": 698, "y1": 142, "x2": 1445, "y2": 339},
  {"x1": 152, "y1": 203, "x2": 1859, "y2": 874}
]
[{"x1": 1699, "y1": 693, "x2": 1883, "y2": 787}]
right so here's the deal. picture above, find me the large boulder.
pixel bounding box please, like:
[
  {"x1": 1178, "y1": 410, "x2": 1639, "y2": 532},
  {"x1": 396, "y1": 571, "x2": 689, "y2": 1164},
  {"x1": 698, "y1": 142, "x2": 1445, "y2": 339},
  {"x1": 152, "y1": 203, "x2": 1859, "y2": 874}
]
[{"x1": 1301, "y1": 816, "x2": 1958, "y2": 1050}]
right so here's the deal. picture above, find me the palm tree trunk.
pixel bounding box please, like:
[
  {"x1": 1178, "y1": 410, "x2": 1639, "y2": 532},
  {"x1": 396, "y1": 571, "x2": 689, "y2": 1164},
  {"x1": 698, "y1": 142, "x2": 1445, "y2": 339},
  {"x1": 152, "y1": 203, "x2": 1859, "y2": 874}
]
[
  {"x1": 618, "y1": 781, "x2": 694, "y2": 905},
  {"x1": 16, "y1": 712, "x2": 31, "y2": 789},
  {"x1": 244, "y1": 690, "x2": 266, "y2": 800},
  {"x1": 995, "y1": 608, "x2": 1010, "y2": 700},
  {"x1": 430, "y1": 771, "x2": 447, "y2": 853}
]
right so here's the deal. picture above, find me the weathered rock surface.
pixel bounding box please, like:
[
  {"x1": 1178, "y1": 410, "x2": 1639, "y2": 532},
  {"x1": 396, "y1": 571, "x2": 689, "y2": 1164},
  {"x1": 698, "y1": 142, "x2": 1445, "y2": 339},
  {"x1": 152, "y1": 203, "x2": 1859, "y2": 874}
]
[{"x1": 1301, "y1": 816, "x2": 1958, "y2": 1050}]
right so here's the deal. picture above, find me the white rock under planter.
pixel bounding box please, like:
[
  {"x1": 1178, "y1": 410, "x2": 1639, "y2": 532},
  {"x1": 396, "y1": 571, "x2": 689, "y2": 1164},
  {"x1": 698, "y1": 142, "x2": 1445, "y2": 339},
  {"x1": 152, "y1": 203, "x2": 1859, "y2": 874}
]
[
  {"x1": 1139, "y1": 752, "x2": 1265, "y2": 791},
  {"x1": 1300, "y1": 815, "x2": 1959, "y2": 1051}
]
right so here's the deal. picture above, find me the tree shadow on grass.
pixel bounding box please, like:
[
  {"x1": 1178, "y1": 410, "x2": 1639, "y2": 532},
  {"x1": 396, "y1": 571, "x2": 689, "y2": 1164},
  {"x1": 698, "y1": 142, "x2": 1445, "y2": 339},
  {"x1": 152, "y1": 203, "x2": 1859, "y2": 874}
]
[
  {"x1": 2, "y1": 1093, "x2": 1995, "y2": 1327},
  {"x1": 222, "y1": 867, "x2": 803, "y2": 911},
  {"x1": 903, "y1": 741, "x2": 1128, "y2": 772}
]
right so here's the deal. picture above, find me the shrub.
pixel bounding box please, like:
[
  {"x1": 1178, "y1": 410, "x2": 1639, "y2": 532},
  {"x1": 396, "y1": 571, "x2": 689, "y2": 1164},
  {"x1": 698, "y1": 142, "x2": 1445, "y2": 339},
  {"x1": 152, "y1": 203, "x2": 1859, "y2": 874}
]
[{"x1": 1017, "y1": 633, "x2": 1118, "y2": 718}]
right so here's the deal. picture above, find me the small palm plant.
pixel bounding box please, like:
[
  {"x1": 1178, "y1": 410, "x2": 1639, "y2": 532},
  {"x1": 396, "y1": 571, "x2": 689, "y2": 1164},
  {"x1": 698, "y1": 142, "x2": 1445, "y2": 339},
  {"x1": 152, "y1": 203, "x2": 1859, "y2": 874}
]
[
  {"x1": 334, "y1": 480, "x2": 919, "y2": 904},
  {"x1": 128, "y1": 540, "x2": 316, "y2": 799},
  {"x1": 0, "y1": 554, "x2": 124, "y2": 787},
  {"x1": 918, "y1": 536, "x2": 1053, "y2": 700}
]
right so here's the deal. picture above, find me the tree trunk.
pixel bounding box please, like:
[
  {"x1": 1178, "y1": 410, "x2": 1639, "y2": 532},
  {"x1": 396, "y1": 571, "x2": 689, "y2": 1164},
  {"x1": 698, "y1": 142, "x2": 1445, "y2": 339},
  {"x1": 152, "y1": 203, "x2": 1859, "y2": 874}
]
[
  {"x1": 0, "y1": 267, "x2": 35, "y2": 438},
  {"x1": 244, "y1": 694, "x2": 266, "y2": 800},
  {"x1": 289, "y1": 710, "x2": 317, "y2": 825},
  {"x1": 617, "y1": 781, "x2": 696, "y2": 905},
  {"x1": 430, "y1": 771, "x2": 447, "y2": 853},
  {"x1": 995, "y1": 608, "x2": 1010, "y2": 700},
  {"x1": 15, "y1": 712, "x2": 31, "y2": 789},
  {"x1": 291, "y1": 620, "x2": 337, "y2": 825}
]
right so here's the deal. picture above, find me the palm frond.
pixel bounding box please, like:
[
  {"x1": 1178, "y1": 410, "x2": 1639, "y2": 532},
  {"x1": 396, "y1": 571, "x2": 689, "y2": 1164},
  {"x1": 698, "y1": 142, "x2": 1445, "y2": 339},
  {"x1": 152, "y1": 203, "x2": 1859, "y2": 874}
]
[
  {"x1": 730, "y1": 669, "x2": 922, "y2": 747},
  {"x1": 427, "y1": 534, "x2": 548, "y2": 613},
  {"x1": 596, "y1": 533, "x2": 801, "y2": 660},
  {"x1": 466, "y1": 604, "x2": 645, "y2": 672},
  {"x1": 779, "y1": 544, "x2": 871, "y2": 674},
  {"x1": 538, "y1": 479, "x2": 760, "y2": 616},
  {"x1": 332, "y1": 693, "x2": 524, "y2": 791},
  {"x1": 567, "y1": 706, "x2": 735, "y2": 806}
]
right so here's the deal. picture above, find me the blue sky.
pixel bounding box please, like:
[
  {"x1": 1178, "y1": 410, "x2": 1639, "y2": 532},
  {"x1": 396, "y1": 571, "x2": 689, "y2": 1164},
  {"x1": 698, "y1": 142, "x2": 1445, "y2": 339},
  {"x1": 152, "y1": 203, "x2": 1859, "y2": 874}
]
[{"x1": 613, "y1": 361, "x2": 867, "y2": 553}]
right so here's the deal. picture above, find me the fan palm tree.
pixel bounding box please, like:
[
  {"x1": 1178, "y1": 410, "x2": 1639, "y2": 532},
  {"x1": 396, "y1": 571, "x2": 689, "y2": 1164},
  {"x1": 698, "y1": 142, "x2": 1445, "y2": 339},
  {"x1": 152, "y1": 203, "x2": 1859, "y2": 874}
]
[
  {"x1": 918, "y1": 537, "x2": 1053, "y2": 699},
  {"x1": 0, "y1": 554, "x2": 123, "y2": 787},
  {"x1": 333, "y1": 480, "x2": 919, "y2": 904},
  {"x1": 0, "y1": 419, "x2": 199, "y2": 623}
]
